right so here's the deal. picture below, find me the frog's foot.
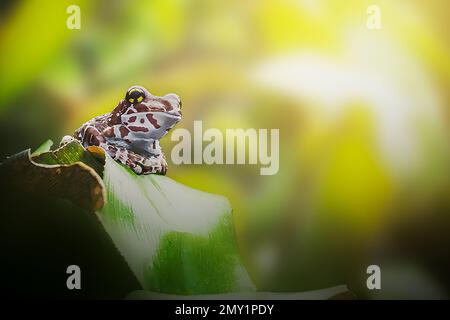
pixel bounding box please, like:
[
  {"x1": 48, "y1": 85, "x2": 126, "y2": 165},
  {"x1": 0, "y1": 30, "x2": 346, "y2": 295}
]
[
  {"x1": 59, "y1": 135, "x2": 76, "y2": 147},
  {"x1": 139, "y1": 153, "x2": 168, "y2": 175},
  {"x1": 102, "y1": 144, "x2": 167, "y2": 175}
]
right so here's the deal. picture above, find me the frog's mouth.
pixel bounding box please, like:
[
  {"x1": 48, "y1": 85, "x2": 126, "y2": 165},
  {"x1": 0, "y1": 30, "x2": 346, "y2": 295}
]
[
  {"x1": 139, "y1": 107, "x2": 181, "y2": 118},
  {"x1": 133, "y1": 106, "x2": 181, "y2": 118}
]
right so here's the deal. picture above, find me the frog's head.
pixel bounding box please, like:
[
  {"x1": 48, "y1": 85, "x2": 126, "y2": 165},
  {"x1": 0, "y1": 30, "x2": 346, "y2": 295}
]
[
  {"x1": 124, "y1": 85, "x2": 181, "y2": 117},
  {"x1": 120, "y1": 85, "x2": 182, "y2": 140}
]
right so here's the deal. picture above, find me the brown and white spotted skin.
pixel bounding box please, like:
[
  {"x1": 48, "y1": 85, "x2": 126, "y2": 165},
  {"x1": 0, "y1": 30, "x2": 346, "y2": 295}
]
[{"x1": 66, "y1": 86, "x2": 181, "y2": 175}]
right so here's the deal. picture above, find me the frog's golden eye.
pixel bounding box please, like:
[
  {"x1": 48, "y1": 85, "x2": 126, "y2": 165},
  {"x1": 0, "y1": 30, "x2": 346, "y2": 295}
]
[{"x1": 126, "y1": 87, "x2": 145, "y2": 104}]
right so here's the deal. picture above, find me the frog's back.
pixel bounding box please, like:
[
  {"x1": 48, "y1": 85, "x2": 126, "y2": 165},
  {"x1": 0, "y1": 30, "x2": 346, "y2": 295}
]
[{"x1": 74, "y1": 113, "x2": 110, "y2": 141}]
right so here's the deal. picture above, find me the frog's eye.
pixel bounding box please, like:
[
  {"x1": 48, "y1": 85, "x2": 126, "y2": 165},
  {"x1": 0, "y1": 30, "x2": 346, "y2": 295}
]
[{"x1": 126, "y1": 88, "x2": 145, "y2": 104}]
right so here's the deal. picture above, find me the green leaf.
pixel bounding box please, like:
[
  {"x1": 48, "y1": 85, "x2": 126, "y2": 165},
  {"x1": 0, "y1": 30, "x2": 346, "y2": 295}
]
[
  {"x1": 31, "y1": 139, "x2": 54, "y2": 157},
  {"x1": 1, "y1": 140, "x2": 352, "y2": 297},
  {"x1": 97, "y1": 154, "x2": 256, "y2": 294},
  {"x1": 3, "y1": 139, "x2": 255, "y2": 294},
  {"x1": 32, "y1": 140, "x2": 104, "y2": 176}
]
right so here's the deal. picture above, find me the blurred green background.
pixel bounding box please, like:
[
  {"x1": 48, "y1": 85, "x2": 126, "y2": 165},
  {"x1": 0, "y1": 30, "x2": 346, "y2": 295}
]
[{"x1": 1, "y1": 0, "x2": 449, "y2": 299}]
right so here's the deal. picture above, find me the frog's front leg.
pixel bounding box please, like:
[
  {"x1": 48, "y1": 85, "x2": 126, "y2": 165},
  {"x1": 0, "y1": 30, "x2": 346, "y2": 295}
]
[
  {"x1": 128, "y1": 151, "x2": 168, "y2": 175},
  {"x1": 139, "y1": 153, "x2": 168, "y2": 175},
  {"x1": 101, "y1": 124, "x2": 167, "y2": 175},
  {"x1": 102, "y1": 143, "x2": 167, "y2": 175},
  {"x1": 99, "y1": 143, "x2": 140, "y2": 174},
  {"x1": 79, "y1": 125, "x2": 106, "y2": 147}
]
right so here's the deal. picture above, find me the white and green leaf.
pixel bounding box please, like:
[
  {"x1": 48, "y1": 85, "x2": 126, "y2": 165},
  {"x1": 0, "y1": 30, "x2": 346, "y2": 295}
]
[{"x1": 97, "y1": 154, "x2": 255, "y2": 294}]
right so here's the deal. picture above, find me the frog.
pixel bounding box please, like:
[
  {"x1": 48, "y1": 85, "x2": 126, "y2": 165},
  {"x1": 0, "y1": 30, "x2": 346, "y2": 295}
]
[{"x1": 61, "y1": 85, "x2": 182, "y2": 175}]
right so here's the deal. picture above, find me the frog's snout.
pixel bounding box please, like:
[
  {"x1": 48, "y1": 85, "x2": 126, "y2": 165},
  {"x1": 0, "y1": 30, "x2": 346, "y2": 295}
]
[{"x1": 163, "y1": 93, "x2": 182, "y2": 117}]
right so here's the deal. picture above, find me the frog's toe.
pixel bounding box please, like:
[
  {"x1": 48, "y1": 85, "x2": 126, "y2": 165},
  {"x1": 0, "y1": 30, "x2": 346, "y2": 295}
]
[
  {"x1": 139, "y1": 160, "x2": 157, "y2": 175},
  {"x1": 141, "y1": 166, "x2": 159, "y2": 175},
  {"x1": 59, "y1": 135, "x2": 75, "y2": 147},
  {"x1": 131, "y1": 163, "x2": 143, "y2": 174},
  {"x1": 140, "y1": 158, "x2": 167, "y2": 175},
  {"x1": 122, "y1": 157, "x2": 143, "y2": 174}
]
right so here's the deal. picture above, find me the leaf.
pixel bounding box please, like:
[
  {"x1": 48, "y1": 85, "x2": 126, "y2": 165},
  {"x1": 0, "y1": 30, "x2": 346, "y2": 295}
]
[
  {"x1": 126, "y1": 285, "x2": 353, "y2": 300},
  {"x1": 0, "y1": 141, "x2": 105, "y2": 212},
  {"x1": 1, "y1": 140, "x2": 352, "y2": 297},
  {"x1": 97, "y1": 154, "x2": 256, "y2": 294},
  {"x1": 1, "y1": 140, "x2": 255, "y2": 294},
  {"x1": 32, "y1": 140, "x2": 104, "y2": 176},
  {"x1": 0, "y1": 142, "x2": 140, "y2": 298},
  {"x1": 31, "y1": 139, "x2": 54, "y2": 157}
]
